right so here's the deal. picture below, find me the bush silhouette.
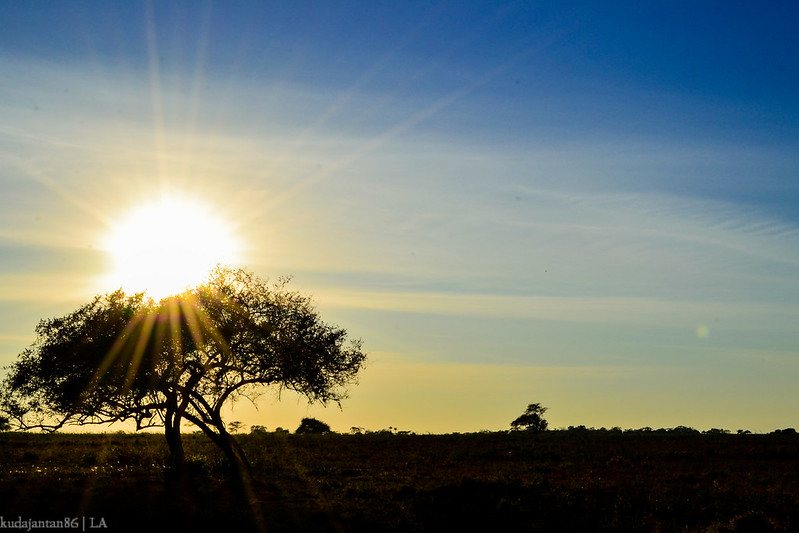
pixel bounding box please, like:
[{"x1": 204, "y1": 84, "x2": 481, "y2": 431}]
[{"x1": 295, "y1": 417, "x2": 331, "y2": 434}]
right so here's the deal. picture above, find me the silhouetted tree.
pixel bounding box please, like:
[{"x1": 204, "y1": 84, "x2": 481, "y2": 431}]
[
  {"x1": 0, "y1": 415, "x2": 9, "y2": 431},
  {"x1": 0, "y1": 266, "x2": 365, "y2": 481},
  {"x1": 669, "y1": 426, "x2": 700, "y2": 435},
  {"x1": 510, "y1": 403, "x2": 548, "y2": 433},
  {"x1": 295, "y1": 417, "x2": 331, "y2": 434}
]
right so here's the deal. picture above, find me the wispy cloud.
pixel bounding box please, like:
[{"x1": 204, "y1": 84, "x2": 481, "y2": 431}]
[
  {"x1": 313, "y1": 288, "x2": 799, "y2": 329},
  {"x1": 3, "y1": 55, "x2": 797, "y2": 315}
]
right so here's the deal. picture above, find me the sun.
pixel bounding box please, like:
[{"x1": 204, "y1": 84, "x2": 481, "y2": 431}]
[{"x1": 101, "y1": 194, "x2": 241, "y2": 300}]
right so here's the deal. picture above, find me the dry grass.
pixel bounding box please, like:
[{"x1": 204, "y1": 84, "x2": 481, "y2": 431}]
[{"x1": 0, "y1": 430, "x2": 797, "y2": 532}]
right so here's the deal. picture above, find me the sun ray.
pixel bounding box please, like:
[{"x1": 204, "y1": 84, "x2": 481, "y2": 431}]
[
  {"x1": 180, "y1": 296, "x2": 209, "y2": 364},
  {"x1": 86, "y1": 294, "x2": 150, "y2": 399},
  {"x1": 124, "y1": 310, "x2": 158, "y2": 392}
]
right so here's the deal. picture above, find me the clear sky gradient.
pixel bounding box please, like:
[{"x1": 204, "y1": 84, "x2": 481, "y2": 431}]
[{"x1": 1, "y1": 2, "x2": 798, "y2": 433}]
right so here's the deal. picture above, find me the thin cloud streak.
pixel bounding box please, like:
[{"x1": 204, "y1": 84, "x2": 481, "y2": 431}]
[{"x1": 313, "y1": 288, "x2": 799, "y2": 330}]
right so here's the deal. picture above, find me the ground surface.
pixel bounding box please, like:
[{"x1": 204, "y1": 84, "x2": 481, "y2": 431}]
[{"x1": 0, "y1": 430, "x2": 797, "y2": 532}]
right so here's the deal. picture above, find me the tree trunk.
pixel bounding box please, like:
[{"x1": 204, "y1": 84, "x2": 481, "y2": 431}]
[
  {"x1": 217, "y1": 428, "x2": 253, "y2": 481},
  {"x1": 164, "y1": 408, "x2": 185, "y2": 471},
  {"x1": 162, "y1": 407, "x2": 195, "y2": 520},
  {"x1": 177, "y1": 413, "x2": 264, "y2": 529}
]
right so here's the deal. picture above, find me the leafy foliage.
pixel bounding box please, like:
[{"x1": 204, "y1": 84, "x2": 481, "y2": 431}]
[
  {"x1": 295, "y1": 417, "x2": 331, "y2": 434},
  {"x1": 510, "y1": 403, "x2": 548, "y2": 433}
]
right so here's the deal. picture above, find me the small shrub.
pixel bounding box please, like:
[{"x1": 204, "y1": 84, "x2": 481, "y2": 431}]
[{"x1": 296, "y1": 418, "x2": 331, "y2": 434}]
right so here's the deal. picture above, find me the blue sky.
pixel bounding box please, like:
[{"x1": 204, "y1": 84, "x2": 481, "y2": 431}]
[{"x1": 1, "y1": 2, "x2": 798, "y2": 432}]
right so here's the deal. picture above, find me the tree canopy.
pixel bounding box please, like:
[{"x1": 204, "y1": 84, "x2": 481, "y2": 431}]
[
  {"x1": 510, "y1": 403, "x2": 548, "y2": 433},
  {"x1": 295, "y1": 417, "x2": 331, "y2": 434},
  {"x1": 0, "y1": 266, "x2": 366, "y2": 475}
]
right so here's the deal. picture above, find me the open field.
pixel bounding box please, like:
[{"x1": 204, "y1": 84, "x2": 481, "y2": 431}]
[{"x1": 1, "y1": 430, "x2": 797, "y2": 532}]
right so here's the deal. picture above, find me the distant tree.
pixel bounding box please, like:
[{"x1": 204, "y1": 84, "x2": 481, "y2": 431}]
[
  {"x1": 250, "y1": 425, "x2": 267, "y2": 434},
  {"x1": 228, "y1": 421, "x2": 244, "y2": 434},
  {"x1": 0, "y1": 415, "x2": 9, "y2": 431},
  {"x1": 669, "y1": 426, "x2": 700, "y2": 435},
  {"x1": 295, "y1": 417, "x2": 331, "y2": 434},
  {"x1": 510, "y1": 403, "x2": 548, "y2": 433},
  {"x1": 0, "y1": 266, "x2": 365, "y2": 481}
]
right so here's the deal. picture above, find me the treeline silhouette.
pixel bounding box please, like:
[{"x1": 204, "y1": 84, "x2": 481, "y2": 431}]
[{"x1": 236, "y1": 422, "x2": 798, "y2": 436}]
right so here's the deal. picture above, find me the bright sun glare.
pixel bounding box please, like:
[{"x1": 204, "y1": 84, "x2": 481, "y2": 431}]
[{"x1": 102, "y1": 194, "x2": 241, "y2": 300}]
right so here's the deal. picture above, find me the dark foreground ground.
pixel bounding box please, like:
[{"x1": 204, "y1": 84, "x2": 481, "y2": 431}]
[{"x1": 0, "y1": 430, "x2": 797, "y2": 532}]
